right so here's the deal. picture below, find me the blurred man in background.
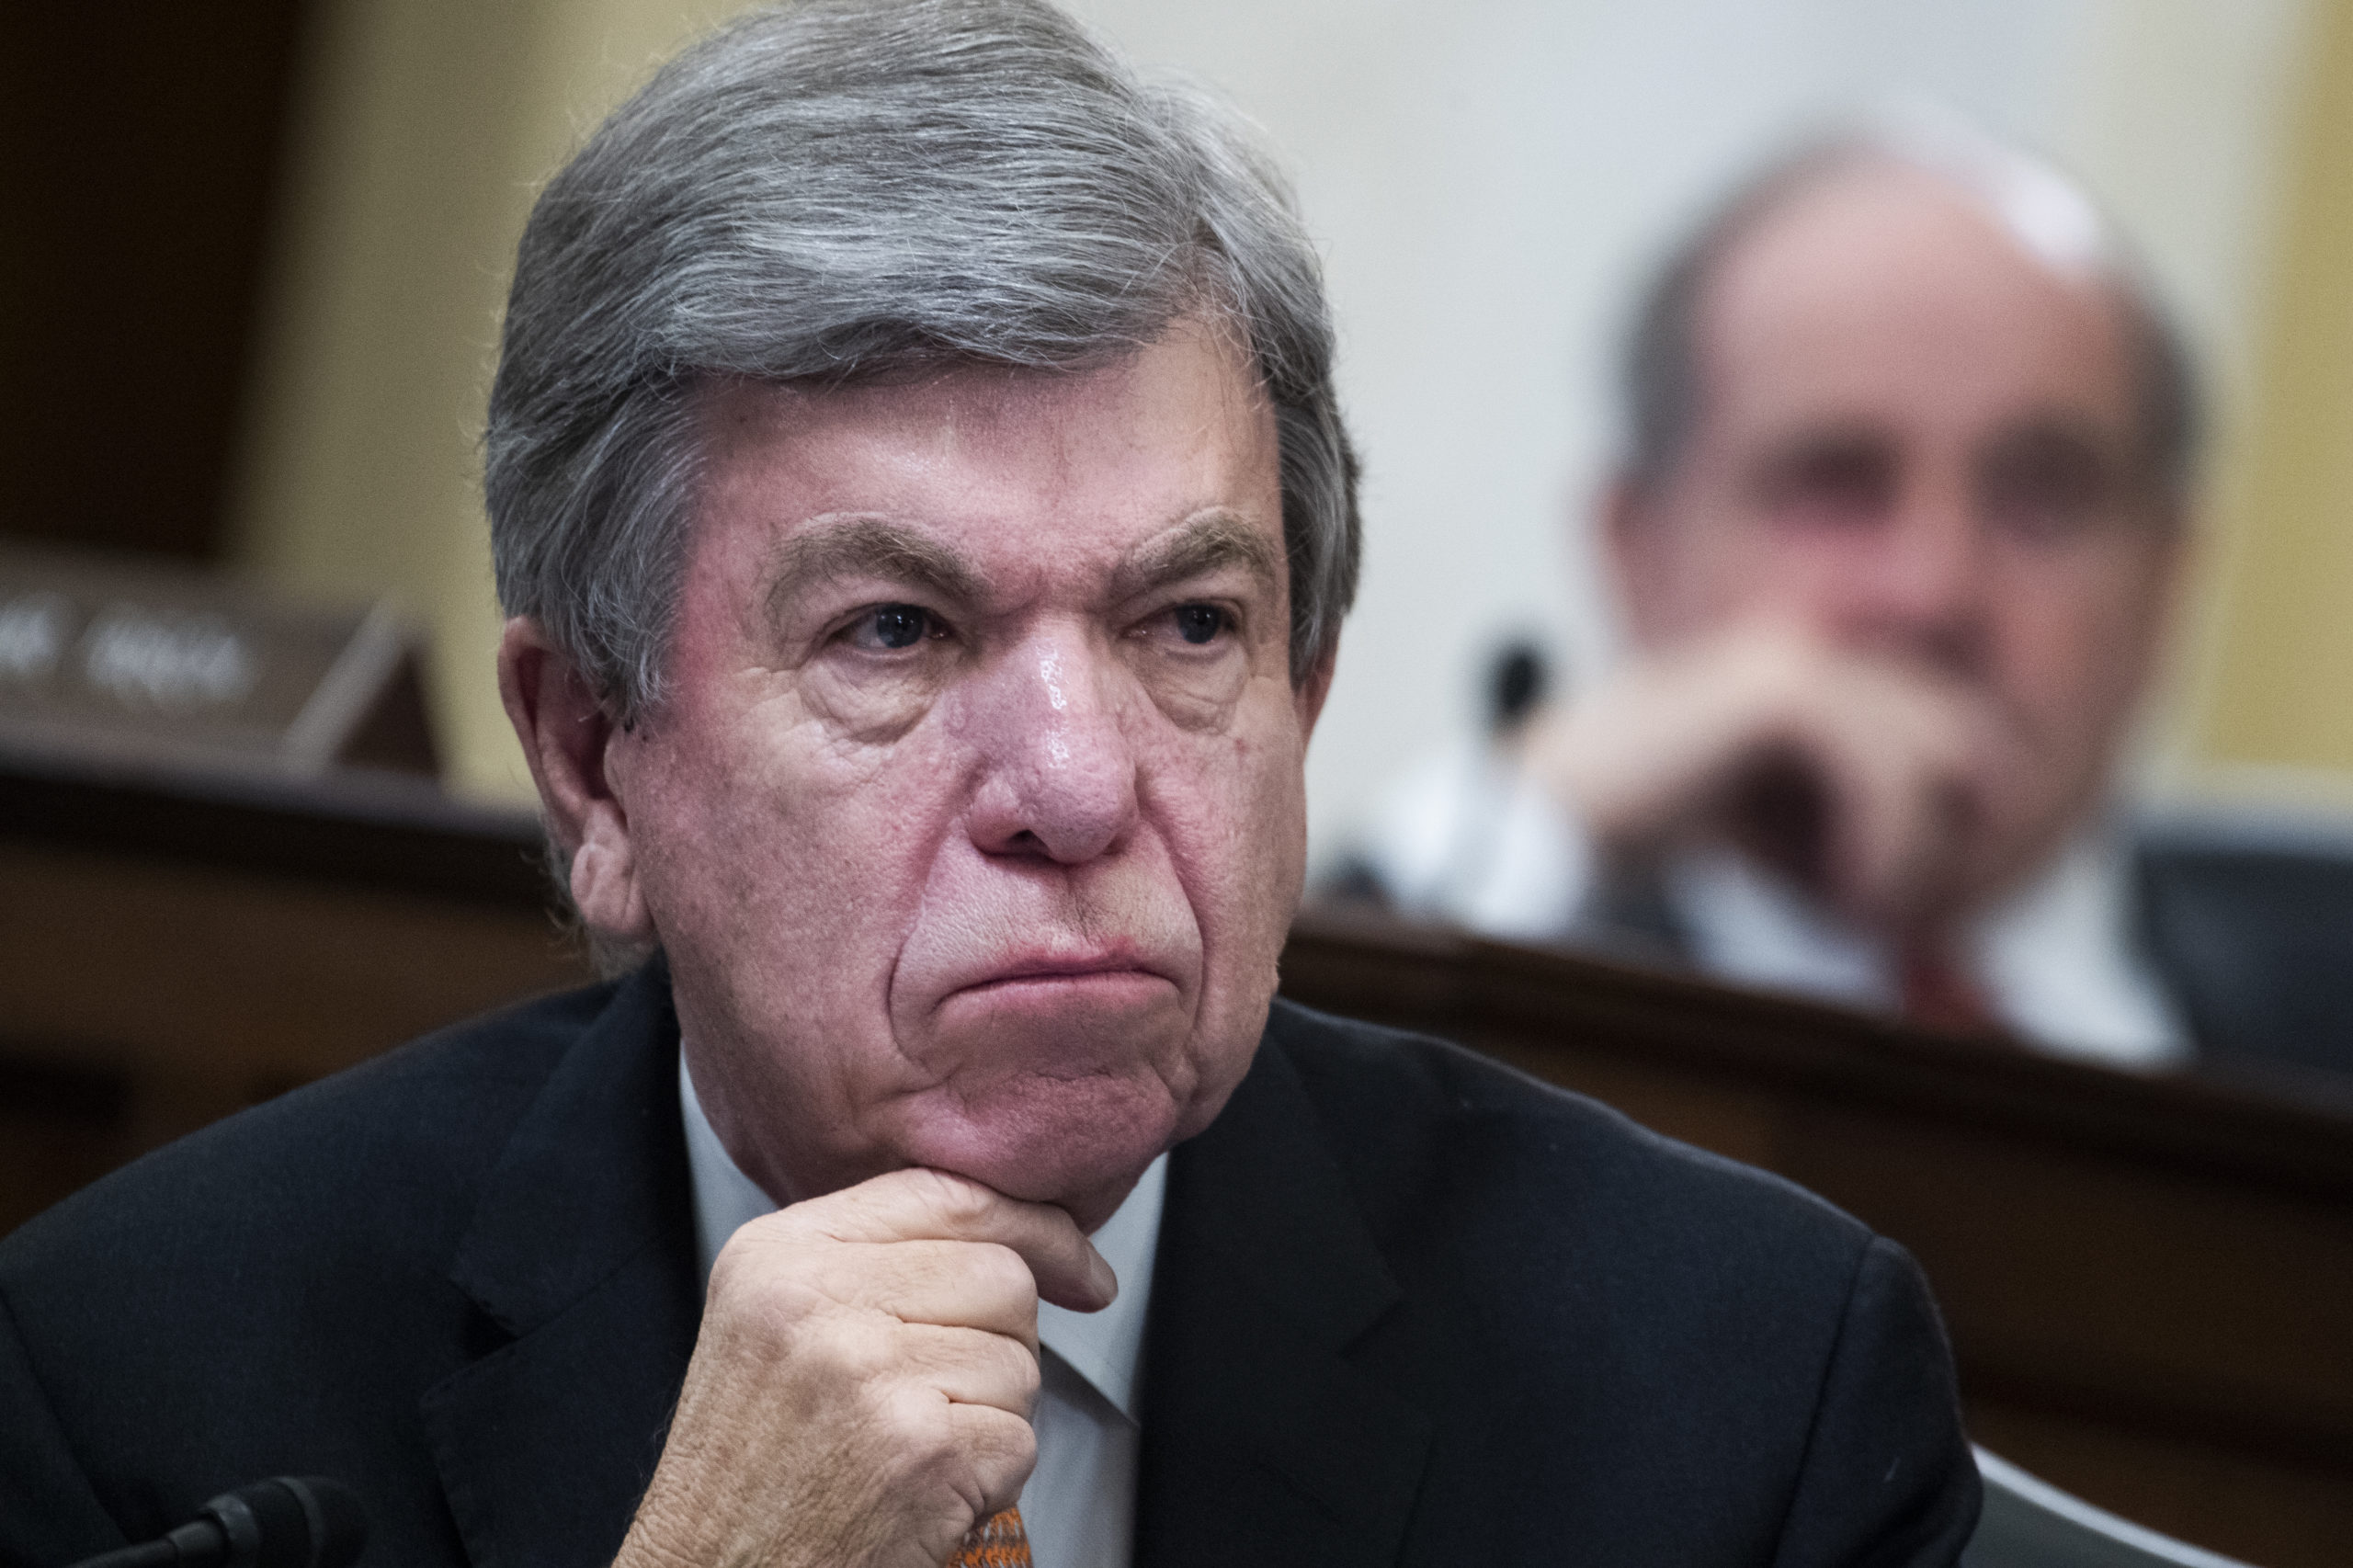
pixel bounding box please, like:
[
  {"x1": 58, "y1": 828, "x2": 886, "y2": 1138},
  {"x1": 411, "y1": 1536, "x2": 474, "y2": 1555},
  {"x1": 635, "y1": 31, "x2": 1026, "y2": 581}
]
[{"x1": 1361, "y1": 124, "x2": 2352, "y2": 1074}]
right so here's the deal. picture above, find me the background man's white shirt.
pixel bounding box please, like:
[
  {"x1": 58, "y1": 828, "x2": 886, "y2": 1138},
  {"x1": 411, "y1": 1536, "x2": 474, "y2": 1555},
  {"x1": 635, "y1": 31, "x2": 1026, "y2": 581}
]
[
  {"x1": 679, "y1": 1054, "x2": 1163, "y2": 1568},
  {"x1": 1362, "y1": 741, "x2": 2190, "y2": 1069}
]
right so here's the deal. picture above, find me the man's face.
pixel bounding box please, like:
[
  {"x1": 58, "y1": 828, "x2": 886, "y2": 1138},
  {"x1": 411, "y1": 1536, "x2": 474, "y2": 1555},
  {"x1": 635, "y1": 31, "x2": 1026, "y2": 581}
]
[
  {"x1": 602, "y1": 324, "x2": 1320, "y2": 1230},
  {"x1": 1613, "y1": 163, "x2": 2183, "y2": 903}
]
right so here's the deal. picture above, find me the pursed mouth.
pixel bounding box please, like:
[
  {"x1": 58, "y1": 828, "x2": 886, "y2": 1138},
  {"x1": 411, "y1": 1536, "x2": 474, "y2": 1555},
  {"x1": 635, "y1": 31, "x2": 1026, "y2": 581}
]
[
  {"x1": 938, "y1": 942, "x2": 1187, "y2": 1005},
  {"x1": 960, "y1": 960, "x2": 1171, "y2": 994}
]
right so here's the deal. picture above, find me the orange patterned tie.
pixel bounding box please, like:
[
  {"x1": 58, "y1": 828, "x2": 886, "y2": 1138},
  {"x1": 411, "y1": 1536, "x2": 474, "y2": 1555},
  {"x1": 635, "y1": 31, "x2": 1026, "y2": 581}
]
[{"x1": 945, "y1": 1507, "x2": 1031, "y2": 1567}]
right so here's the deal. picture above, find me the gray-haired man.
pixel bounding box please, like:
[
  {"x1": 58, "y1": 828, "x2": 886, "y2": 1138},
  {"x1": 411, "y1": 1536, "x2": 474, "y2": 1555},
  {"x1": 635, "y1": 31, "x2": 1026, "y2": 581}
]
[{"x1": 0, "y1": 6, "x2": 1978, "y2": 1565}]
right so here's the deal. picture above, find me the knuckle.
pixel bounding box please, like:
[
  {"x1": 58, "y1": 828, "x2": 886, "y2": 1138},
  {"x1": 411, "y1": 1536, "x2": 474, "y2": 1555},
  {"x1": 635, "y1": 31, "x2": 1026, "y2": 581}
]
[
  {"x1": 833, "y1": 1314, "x2": 908, "y2": 1381},
  {"x1": 1006, "y1": 1342, "x2": 1041, "y2": 1403},
  {"x1": 744, "y1": 1296, "x2": 878, "y2": 1385},
  {"x1": 993, "y1": 1410, "x2": 1040, "y2": 1471},
  {"x1": 983, "y1": 1412, "x2": 1040, "y2": 1496},
  {"x1": 878, "y1": 1381, "x2": 958, "y2": 1454},
  {"x1": 974, "y1": 1325, "x2": 1036, "y2": 1381},
  {"x1": 953, "y1": 1403, "x2": 1036, "y2": 1483},
  {"x1": 706, "y1": 1260, "x2": 814, "y2": 1342}
]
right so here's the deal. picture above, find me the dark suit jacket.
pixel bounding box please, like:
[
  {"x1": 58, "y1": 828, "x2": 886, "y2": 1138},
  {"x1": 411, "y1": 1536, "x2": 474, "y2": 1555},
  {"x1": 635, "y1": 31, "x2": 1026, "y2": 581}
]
[
  {"x1": 0, "y1": 966, "x2": 1979, "y2": 1567},
  {"x1": 2133, "y1": 816, "x2": 2353, "y2": 1077}
]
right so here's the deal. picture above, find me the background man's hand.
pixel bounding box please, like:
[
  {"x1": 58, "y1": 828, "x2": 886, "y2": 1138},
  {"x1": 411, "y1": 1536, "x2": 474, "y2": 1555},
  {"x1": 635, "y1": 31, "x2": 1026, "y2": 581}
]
[
  {"x1": 1523, "y1": 619, "x2": 2026, "y2": 932},
  {"x1": 616, "y1": 1167, "x2": 1116, "y2": 1568}
]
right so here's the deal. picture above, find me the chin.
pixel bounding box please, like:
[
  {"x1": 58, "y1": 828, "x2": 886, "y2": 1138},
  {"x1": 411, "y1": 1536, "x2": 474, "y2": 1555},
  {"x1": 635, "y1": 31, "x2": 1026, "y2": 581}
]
[{"x1": 900, "y1": 1071, "x2": 1181, "y2": 1227}]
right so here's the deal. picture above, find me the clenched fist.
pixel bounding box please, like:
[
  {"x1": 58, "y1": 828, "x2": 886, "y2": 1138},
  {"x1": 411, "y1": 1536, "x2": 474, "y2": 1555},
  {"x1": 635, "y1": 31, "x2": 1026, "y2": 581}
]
[{"x1": 615, "y1": 1167, "x2": 1116, "y2": 1568}]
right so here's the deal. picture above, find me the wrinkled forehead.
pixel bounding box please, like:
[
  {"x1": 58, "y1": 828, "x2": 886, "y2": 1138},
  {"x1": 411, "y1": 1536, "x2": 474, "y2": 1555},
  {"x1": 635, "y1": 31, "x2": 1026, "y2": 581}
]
[{"x1": 686, "y1": 324, "x2": 1285, "y2": 593}]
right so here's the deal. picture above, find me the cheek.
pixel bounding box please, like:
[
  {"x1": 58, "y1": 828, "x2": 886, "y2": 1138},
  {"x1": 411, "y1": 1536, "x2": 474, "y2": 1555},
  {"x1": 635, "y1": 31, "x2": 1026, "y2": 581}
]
[
  {"x1": 1169, "y1": 695, "x2": 1304, "y2": 869},
  {"x1": 1991, "y1": 547, "x2": 2161, "y2": 739},
  {"x1": 633, "y1": 689, "x2": 961, "y2": 1051},
  {"x1": 1152, "y1": 683, "x2": 1311, "y2": 1002},
  {"x1": 1653, "y1": 522, "x2": 1846, "y2": 635}
]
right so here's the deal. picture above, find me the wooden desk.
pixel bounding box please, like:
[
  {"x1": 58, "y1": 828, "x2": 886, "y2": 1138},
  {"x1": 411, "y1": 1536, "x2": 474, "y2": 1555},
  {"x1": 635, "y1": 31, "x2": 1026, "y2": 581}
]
[
  {"x1": 0, "y1": 756, "x2": 590, "y2": 1229},
  {"x1": 4, "y1": 763, "x2": 2346, "y2": 1563}
]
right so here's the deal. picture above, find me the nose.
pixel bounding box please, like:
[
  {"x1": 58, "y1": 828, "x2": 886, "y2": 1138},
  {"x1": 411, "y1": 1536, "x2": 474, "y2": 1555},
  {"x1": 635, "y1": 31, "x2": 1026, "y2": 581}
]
[
  {"x1": 1840, "y1": 471, "x2": 1993, "y2": 676},
  {"x1": 958, "y1": 626, "x2": 1139, "y2": 864}
]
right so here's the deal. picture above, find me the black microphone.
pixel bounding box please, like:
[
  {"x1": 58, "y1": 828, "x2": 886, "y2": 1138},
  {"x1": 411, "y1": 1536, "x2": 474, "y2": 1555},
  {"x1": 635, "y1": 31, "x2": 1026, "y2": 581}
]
[{"x1": 63, "y1": 1476, "x2": 369, "y2": 1568}]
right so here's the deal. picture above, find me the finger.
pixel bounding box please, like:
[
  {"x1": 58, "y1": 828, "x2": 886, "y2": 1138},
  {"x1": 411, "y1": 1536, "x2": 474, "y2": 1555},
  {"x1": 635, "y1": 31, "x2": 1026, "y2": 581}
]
[
  {"x1": 776, "y1": 1168, "x2": 1115, "y2": 1311},
  {"x1": 1823, "y1": 752, "x2": 1913, "y2": 919},
  {"x1": 1778, "y1": 662, "x2": 1984, "y2": 915},
  {"x1": 892, "y1": 1322, "x2": 1041, "y2": 1416},
  {"x1": 943, "y1": 1402, "x2": 1039, "y2": 1520},
  {"x1": 881, "y1": 1399, "x2": 1040, "y2": 1568},
  {"x1": 1849, "y1": 744, "x2": 1985, "y2": 925},
  {"x1": 1815, "y1": 722, "x2": 1956, "y2": 923},
  {"x1": 1858, "y1": 678, "x2": 2002, "y2": 916},
  {"x1": 786, "y1": 1239, "x2": 1042, "y2": 1346}
]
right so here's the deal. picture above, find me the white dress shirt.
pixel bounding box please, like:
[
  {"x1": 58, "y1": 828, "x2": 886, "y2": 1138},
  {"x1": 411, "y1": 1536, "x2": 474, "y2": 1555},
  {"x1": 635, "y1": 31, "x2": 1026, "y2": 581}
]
[
  {"x1": 1361, "y1": 739, "x2": 2191, "y2": 1069},
  {"x1": 679, "y1": 1052, "x2": 1163, "y2": 1567}
]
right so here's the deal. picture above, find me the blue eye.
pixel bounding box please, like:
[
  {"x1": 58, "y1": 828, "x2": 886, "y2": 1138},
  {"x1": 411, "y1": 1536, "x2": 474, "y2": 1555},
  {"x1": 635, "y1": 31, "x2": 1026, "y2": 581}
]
[
  {"x1": 1173, "y1": 605, "x2": 1224, "y2": 645},
  {"x1": 863, "y1": 605, "x2": 931, "y2": 650}
]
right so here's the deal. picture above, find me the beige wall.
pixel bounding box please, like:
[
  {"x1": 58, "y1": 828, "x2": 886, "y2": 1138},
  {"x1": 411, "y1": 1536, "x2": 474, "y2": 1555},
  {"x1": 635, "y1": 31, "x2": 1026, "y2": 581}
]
[
  {"x1": 2175, "y1": 0, "x2": 2353, "y2": 805},
  {"x1": 227, "y1": 0, "x2": 763, "y2": 801}
]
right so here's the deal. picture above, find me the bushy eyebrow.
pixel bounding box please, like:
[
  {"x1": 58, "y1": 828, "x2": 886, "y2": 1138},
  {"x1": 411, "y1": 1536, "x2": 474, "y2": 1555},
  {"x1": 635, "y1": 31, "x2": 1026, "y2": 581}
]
[
  {"x1": 766, "y1": 516, "x2": 984, "y2": 610},
  {"x1": 765, "y1": 507, "x2": 1279, "y2": 622},
  {"x1": 1109, "y1": 510, "x2": 1282, "y2": 603}
]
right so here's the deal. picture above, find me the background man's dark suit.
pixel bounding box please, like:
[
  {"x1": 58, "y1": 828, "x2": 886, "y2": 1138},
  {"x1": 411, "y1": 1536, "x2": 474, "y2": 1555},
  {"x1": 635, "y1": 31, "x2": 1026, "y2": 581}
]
[
  {"x1": 2133, "y1": 820, "x2": 2353, "y2": 1077},
  {"x1": 0, "y1": 969, "x2": 1979, "y2": 1567}
]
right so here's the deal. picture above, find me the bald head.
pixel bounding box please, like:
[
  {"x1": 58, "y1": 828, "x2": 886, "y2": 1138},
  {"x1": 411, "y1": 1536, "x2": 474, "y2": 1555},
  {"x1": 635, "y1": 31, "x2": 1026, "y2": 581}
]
[
  {"x1": 1712, "y1": 162, "x2": 2132, "y2": 432},
  {"x1": 1623, "y1": 139, "x2": 2198, "y2": 505}
]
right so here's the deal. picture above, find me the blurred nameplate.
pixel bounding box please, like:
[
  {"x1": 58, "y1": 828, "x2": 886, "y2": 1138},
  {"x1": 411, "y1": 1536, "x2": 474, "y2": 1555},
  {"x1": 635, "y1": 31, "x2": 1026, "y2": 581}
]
[{"x1": 0, "y1": 547, "x2": 438, "y2": 778}]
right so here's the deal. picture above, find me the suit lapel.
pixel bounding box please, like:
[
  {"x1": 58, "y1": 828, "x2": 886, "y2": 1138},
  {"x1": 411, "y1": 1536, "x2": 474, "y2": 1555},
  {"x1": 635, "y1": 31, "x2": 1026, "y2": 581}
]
[
  {"x1": 420, "y1": 963, "x2": 704, "y2": 1568},
  {"x1": 1135, "y1": 1028, "x2": 1434, "y2": 1568}
]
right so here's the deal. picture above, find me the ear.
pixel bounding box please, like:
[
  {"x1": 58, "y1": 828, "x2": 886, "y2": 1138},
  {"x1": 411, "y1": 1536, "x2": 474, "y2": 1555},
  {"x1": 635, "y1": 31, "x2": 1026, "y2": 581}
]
[
  {"x1": 1599, "y1": 472, "x2": 1671, "y2": 646},
  {"x1": 497, "y1": 618, "x2": 655, "y2": 944},
  {"x1": 2126, "y1": 500, "x2": 2196, "y2": 698},
  {"x1": 1295, "y1": 636, "x2": 1339, "y2": 740}
]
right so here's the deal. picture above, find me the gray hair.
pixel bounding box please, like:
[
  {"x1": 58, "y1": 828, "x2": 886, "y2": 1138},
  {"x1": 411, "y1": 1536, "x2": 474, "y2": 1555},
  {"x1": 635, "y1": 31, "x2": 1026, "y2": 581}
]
[
  {"x1": 485, "y1": 0, "x2": 1359, "y2": 722},
  {"x1": 1620, "y1": 119, "x2": 2200, "y2": 505}
]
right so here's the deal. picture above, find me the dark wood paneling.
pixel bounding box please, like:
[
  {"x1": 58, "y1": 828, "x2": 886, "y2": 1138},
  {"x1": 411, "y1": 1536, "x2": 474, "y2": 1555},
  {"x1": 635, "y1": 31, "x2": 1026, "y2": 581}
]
[
  {"x1": 0, "y1": 745, "x2": 553, "y2": 903},
  {"x1": 0, "y1": 2, "x2": 313, "y2": 558},
  {"x1": 0, "y1": 757, "x2": 590, "y2": 1233}
]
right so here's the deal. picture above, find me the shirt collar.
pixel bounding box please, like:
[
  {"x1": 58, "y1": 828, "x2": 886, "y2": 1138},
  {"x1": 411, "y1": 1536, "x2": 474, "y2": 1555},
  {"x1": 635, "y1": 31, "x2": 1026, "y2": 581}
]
[
  {"x1": 1037, "y1": 1153, "x2": 1162, "y2": 1426},
  {"x1": 678, "y1": 1051, "x2": 1164, "y2": 1425},
  {"x1": 1972, "y1": 829, "x2": 2190, "y2": 1068},
  {"x1": 1664, "y1": 825, "x2": 2188, "y2": 1069}
]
